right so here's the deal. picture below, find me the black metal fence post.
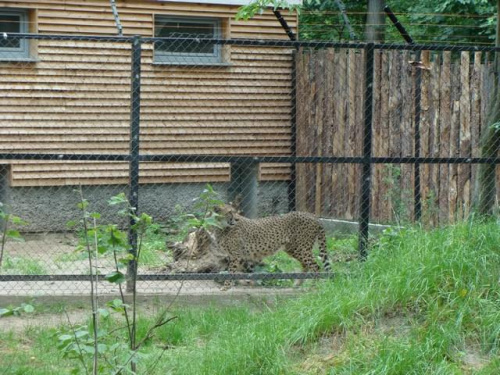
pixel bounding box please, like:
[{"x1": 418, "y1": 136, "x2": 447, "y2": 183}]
[
  {"x1": 289, "y1": 49, "x2": 298, "y2": 212},
  {"x1": 414, "y1": 50, "x2": 423, "y2": 221},
  {"x1": 127, "y1": 35, "x2": 142, "y2": 293},
  {"x1": 359, "y1": 43, "x2": 375, "y2": 260}
]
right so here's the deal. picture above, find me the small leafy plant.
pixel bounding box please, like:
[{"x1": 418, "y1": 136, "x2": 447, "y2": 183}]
[
  {"x1": 0, "y1": 202, "x2": 27, "y2": 270},
  {"x1": 163, "y1": 184, "x2": 226, "y2": 247},
  {"x1": 184, "y1": 184, "x2": 225, "y2": 232},
  {"x1": 0, "y1": 302, "x2": 34, "y2": 318},
  {"x1": 58, "y1": 190, "x2": 177, "y2": 374},
  {"x1": 2, "y1": 256, "x2": 47, "y2": 275}
]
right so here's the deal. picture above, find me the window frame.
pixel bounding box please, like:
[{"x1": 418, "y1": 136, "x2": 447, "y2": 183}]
[
  {"x1": 0, "y1": 9, "x2": 30, "y2": 60},
  {"x1": 153, "y1": 15, "x2": 223, "y2": 65}
]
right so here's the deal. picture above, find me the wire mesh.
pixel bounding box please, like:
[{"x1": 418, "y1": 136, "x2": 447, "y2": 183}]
[{"x1": 0, "y1": 34, "x2": 499, "y2": 298}]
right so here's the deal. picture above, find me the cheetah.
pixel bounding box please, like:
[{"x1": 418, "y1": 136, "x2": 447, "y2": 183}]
[{"x1": 212, "y1": 204, "x2": 330, "y2": 287}]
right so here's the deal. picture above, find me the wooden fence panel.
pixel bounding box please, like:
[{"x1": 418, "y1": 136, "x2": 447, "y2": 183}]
[{"x1": 296, "y1": 48, "x2": 496, "y2": 224}]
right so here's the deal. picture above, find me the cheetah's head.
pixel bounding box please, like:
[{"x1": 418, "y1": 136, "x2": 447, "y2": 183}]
[{"x1": 213, "y1": 203, "x2": 242, "y2": 229}]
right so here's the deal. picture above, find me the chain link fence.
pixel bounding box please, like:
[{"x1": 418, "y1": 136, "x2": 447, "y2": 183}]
[{"x1": 0, "y1": 34, "x2": 499, "y2": 297}]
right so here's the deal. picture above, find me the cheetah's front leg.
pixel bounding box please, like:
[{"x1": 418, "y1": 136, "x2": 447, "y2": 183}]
[{"x1": 220, "y1": 257, "x2": 242, "y2": 291}]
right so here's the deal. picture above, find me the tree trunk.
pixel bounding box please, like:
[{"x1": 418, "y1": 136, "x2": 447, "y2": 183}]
[
  {"x1": 365, "y1": 0, "x2": 385, "y2": 42},
  {"x1": 477, "y1": 0, "x2": 500, "y2": 215}
]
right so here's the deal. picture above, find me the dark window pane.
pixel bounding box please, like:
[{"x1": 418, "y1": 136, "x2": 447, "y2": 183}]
[
  {"x1": 0, "y1": 14, "x2": 21, "y2": 49},
  {"x1": 155, "y1": 20, "x2": 216, "y2": 54}
]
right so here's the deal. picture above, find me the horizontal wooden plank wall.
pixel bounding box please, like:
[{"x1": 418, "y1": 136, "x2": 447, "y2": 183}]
[
  {"x1": 296, "y1": 48, "x2": 496, "y2": 224},
  {"x1": 0, "y1": 0, "x2": 296, "y2": 186}
]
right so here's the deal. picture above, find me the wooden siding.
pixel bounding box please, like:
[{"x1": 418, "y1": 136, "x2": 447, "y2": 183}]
[{"x1": 0, "y1": 0, "x2": 296, "y2": 186}]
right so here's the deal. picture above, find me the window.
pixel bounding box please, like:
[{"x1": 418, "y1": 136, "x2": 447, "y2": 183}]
[
  {"x1": 154, "y1": 16, "x2": 223, "y2": 65},
  {"x1": 0, "y1": 9, "x2": 29, "y2": 60}
]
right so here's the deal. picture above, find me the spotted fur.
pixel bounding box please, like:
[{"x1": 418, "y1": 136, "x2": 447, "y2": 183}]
[{"x1": 213, "y1": 205, "x2": 330, "y2": 286}]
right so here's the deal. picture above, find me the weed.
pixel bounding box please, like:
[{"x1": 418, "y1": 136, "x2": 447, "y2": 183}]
[
  {"x1": 382, "y1": 165, "x2": 412, "y2": 225},
  {"x1": 0, "y1": 202, "x2": 27, "y2": 271},
  {"x1": 2, "y1": 256, "x2": 47, "y2": 275},
  {"x1": 139, "y1": 224, "x2": 170, "y2": 267},
  {"x1": 0, "y1": 302, "x2": 34, "y2": 318}
]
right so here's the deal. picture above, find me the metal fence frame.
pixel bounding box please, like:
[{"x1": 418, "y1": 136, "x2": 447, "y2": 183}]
[{"x1": 1, "y1": 33, "x2": 500, "y2": 286}]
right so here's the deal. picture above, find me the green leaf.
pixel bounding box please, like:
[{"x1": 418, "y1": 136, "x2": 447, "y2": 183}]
[
  {"x1": 6, "y1": 229, "x2": 22, "y2": 239},
  {"x1": 105, "y1": 271, "x2": 126, "y2": 284},
  {"x1": 74, "y1": 330, "x2": 89, "y2": 338},
  {"x1": 108, "y1": 228, "x2": 127, "y2": 248},
  {"x1": 108, "y1": 299, "x2": 125, "y2": 309},
  {"x1": 98, "y1": 308, "x2": 110, "y2": 318},
  {"x1": 108, "y1": 193, "x2": 128, "y2": 206},
  {"x1": 66, "y1": 220, "x2": 78, "y2": 228},
  {"x1": 22, "y1": 304, "x2": 34, "y2": 313},
  {"x1": 58, "y1": 334, "x2": 74, "y2": 342},
  {"x1": 138, "y1": 213, "x2": 153, "y2": 225},
  {"x1": 77, "y1": 200, "x2": 89, "y2": 210},
  {"x1": 107, "y1": 299, "x2": 130, "y2": 313},
  {"x1": 10, "y1": 216, "x2": 27, "y2": 225},
  {"x1": 81, "y1": 345, "x2": 94, "y2": 354},
  {"x1": 203, "y1": 216, "x2": 222, "y2": 229},
  {"x1": 90, "y1": 212, "x2": 101, "y2": 219},
  {"x1": 187, "y1": 218, "x2": 202, "y2": 227},
  {"x1": 97, "y1": 245, "x2": 108, "y2": 255},
  {"x1": 0, "y1": 308, "x2": 13, "y2": 317},
  {"x1": 118, "y1": 253, "x2": 135, "y2": 264},
  {"x1": 491, "y1": 122, "x2": 500, "y2": 131},
  {"x1": 11, "y1": 307, "x2": 22, "y2": 316}
]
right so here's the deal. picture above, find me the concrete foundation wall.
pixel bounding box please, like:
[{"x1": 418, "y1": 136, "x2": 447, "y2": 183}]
[{"x1": 2, "y1": 182, "x2": 290, "y2": 232}]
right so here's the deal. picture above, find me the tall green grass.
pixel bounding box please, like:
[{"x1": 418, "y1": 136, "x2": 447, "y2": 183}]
[
  {"x1": 1, "y1": 220, "x2": 499, "y2": 374},
  {"x1": 150, "y1": 220, "x2": 500, "y2": 374}
]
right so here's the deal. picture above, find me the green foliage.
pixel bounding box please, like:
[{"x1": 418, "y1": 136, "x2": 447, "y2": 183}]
[
  {"x1": 167, "y1": 184, "x2": 225, "y2": 237},
  {"x1": 236, "y1": 0, "x2": 366, "y2": 41},
  {"x1": 237, "y1": 0, "x2": 497, "y2": 44},
  {"x1": 491, "y1": 121, "x2": 500, "y2": 131},
  {"x1": 0, "y1": 303, "x2": 34, "y2": 318},
  {"x1": 382, "y1": 165, "x2": 412, "y2": 224},
  {"x1": 0, "y1": 202, "x2": 27, "y2": 270},
  {"x1": 300, "y1": 0, "x2": 366, "y2": 41},
  {"x1": 55, "y1": 323, "x2": 140, "y2": 375},
  {"x1": 396, "y1": 0, "x2": 496, "y2": 45},
  {"x1": 60, "y1": 192, "x2": 175, "y2": 374},
  {"x1": 1, "y1": 256, "x2": 47, "y2": 275},
  {"x1": 253, "y1": 250, "x2": 301, "y2": 287},
  {"x1": 192, "y1": 184, "x2": 225, "y2": 219},
  {"x1": 107, "y1": 298, "x2": 131, "y2": 316},
  {"x1": 137, "y1": 224, "x2": 169, "y2": 266},
  {"x1": 236, "y1": 0, "x2": 301, "y2": 20},
  {"x1": 71, "y1": 193, "x2": 170, "y2": 271}
]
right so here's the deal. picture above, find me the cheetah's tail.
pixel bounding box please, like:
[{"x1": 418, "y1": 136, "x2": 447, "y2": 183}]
[{"x1": 318, "y1": 227, "x2": 330, "y2": 271}]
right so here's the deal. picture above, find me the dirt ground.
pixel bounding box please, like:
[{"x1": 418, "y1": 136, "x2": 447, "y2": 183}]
[
  {"x1": 0, "y1": 233, "x2": 299, "y2": 332},
  {"x1": 0, "y1": 233, "x2": 297, "y2": 296}
]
